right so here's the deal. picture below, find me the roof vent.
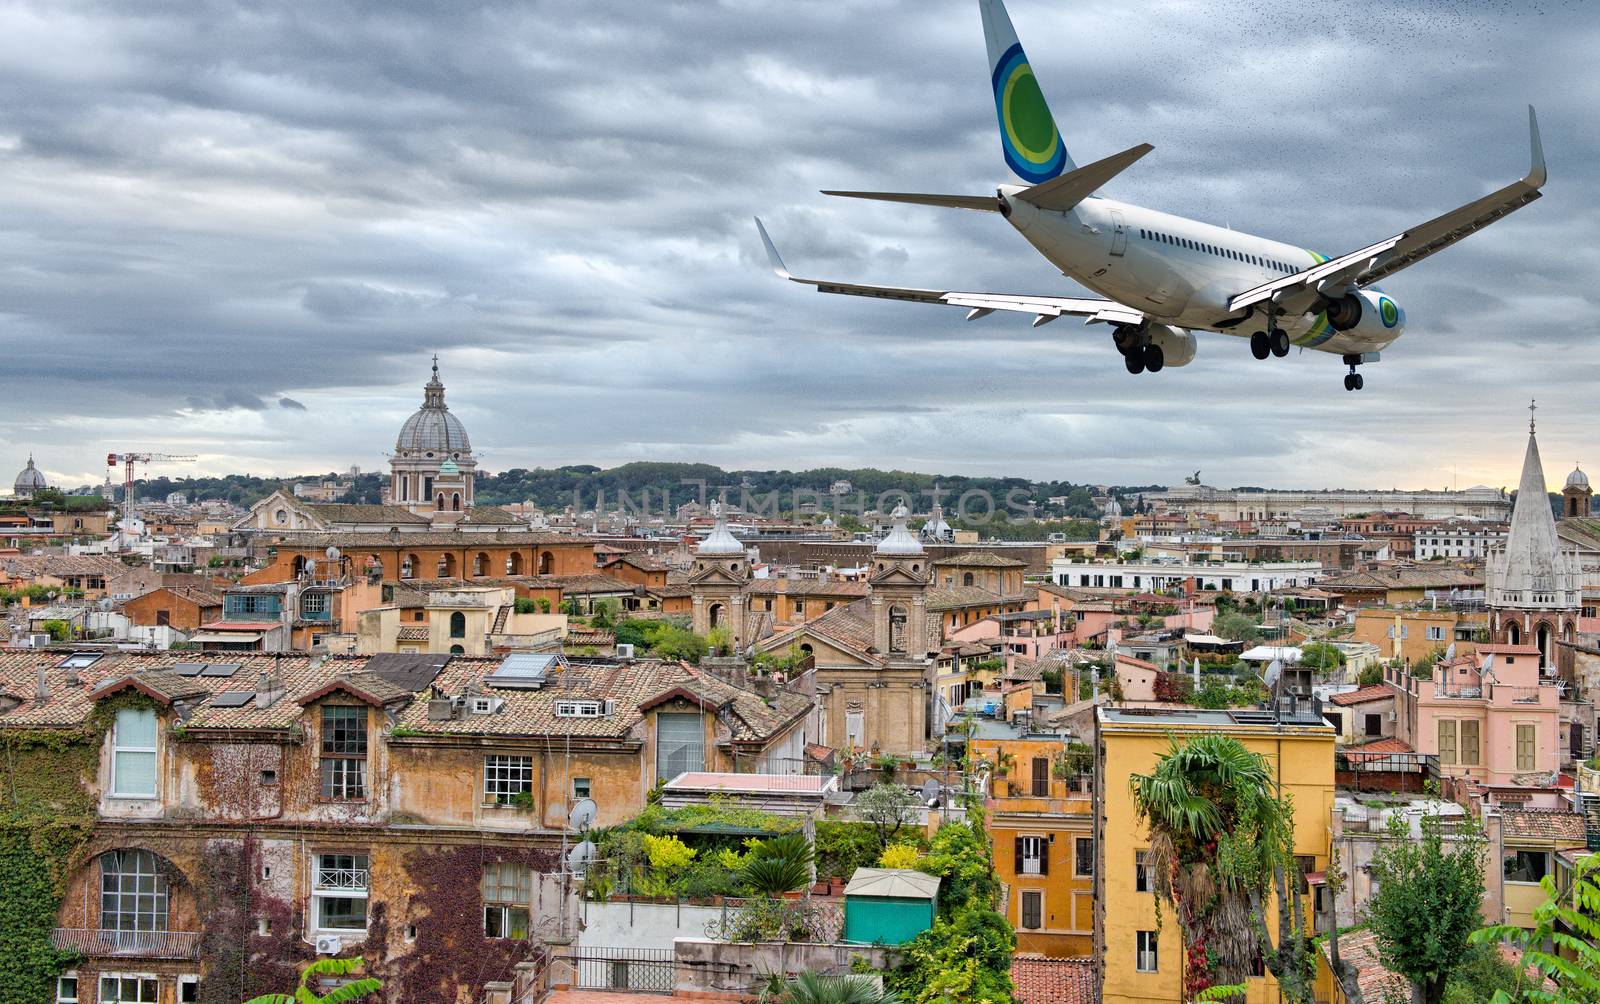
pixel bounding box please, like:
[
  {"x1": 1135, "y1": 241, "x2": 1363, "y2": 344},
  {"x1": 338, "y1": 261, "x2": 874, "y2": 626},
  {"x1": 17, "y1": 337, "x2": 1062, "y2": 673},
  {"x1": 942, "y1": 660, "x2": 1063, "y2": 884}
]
[{"x1": 427, "y1": 698, "x2": 456, "y2": 721}]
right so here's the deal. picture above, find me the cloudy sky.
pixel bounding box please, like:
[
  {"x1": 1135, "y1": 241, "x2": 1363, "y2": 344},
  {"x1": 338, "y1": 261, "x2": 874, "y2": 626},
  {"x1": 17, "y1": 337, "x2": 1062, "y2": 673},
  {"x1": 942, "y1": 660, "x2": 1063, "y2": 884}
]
[{"x1": 1, "y1": 0, "x2": 1596, "y2": 493}]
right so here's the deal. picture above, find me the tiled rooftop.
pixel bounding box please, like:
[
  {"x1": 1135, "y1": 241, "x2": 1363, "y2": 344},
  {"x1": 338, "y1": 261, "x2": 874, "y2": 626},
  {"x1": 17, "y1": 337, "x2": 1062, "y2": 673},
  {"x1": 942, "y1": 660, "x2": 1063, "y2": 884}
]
[{"x1": 1010, "y1": 955, "x2": 1096, "y2": 1004}]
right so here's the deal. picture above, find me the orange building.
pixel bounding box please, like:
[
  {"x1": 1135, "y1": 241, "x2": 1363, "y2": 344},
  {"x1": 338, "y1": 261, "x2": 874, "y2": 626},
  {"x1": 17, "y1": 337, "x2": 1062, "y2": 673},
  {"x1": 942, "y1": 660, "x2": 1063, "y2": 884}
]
[{"x1": 121, "y1": 585, "x2": 224, "y2": 633}]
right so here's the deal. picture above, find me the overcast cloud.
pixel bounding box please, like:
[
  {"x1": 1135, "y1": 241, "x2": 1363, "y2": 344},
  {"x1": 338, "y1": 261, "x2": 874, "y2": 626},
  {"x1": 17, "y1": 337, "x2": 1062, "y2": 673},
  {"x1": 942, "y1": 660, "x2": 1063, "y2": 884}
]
[{"x1": 0, "y1": 0, "x2": 1595, "y2": 493}]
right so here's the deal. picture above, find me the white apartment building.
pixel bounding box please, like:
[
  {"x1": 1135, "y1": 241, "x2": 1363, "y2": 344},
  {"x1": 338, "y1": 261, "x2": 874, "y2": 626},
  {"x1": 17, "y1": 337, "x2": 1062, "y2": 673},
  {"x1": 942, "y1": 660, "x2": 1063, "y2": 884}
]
[{"x1": 1050, "y1": 557, "x2": 1324, "y2": 593}]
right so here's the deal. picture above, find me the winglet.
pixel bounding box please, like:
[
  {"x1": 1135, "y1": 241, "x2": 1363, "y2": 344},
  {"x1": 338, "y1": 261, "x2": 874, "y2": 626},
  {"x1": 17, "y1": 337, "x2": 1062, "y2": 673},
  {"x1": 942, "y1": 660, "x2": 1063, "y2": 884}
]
[
  {"x1": 1525, "y1": 105, "x2": 1546, "y2": 189},
  {"x1": 753, "y1": 217, "x2": 792, "y2": 279}
]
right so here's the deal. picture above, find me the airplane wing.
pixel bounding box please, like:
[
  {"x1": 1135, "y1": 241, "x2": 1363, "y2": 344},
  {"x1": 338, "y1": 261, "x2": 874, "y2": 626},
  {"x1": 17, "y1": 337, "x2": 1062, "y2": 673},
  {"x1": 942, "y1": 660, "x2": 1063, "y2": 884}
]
[
  {"x1": 754, "y1": 218, "x2": 1144, "y2": 328},
  {"x1": 1228, "y1": 106, "x2": 1546, "y2": 316}
]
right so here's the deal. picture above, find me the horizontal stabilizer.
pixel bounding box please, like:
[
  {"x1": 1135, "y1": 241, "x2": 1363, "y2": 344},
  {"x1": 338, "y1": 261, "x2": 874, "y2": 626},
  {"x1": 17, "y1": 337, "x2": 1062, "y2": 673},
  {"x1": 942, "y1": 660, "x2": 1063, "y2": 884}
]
[
  {"x1": 822, "y1": 191, "x2": 1000, "y2": 212},
  {"x1": 1013, "y1": 142, "x2": 1153, "y2": 212}
]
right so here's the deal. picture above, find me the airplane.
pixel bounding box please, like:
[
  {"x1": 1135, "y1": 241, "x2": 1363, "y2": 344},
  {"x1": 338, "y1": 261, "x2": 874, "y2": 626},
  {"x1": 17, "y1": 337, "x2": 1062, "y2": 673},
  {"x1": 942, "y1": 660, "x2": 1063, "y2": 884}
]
[{"x1": 754, "y1": 0, "x2": 1547, "y2": 391}]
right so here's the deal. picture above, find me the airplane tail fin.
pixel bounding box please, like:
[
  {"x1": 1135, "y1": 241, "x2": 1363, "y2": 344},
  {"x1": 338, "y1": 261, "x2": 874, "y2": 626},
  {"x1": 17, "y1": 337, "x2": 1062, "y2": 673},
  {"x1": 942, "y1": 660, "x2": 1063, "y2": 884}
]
[{"x1": 981, "y1": 0, "x2": 1074, "y2": 183}]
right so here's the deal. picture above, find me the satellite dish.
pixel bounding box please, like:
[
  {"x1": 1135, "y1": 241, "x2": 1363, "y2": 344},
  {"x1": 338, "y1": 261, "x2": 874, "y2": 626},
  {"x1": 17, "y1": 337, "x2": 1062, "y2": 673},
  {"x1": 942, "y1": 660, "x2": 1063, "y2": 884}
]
[
  {"x1": 1264, "y1": 659, "x2": 1283, "y2": 689},
  {"x1": 568, "y1": 797, "x2": 598, "y2": 832},
  {"x1": 567, "y1": 840, "x2": 596, "y2": 873},
  {"x1": 1445, "y1": 643, "x2": 1457, "y2": 661},
  {"x1": 920, "y1": 778, "x2": 940, "y2": 805}
]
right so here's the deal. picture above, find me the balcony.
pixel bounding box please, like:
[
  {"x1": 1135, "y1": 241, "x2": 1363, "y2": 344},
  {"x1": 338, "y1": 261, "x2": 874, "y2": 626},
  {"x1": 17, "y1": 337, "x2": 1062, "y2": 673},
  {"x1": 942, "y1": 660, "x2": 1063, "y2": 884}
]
[{"x1": 52, "y1": 928, "x2": 202, "y2": 959}]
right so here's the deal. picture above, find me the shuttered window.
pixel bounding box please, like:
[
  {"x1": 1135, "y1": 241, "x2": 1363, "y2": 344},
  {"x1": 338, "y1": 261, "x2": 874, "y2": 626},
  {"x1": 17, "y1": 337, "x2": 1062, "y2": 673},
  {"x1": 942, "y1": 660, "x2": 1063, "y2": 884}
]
[
  {"x1": 1438, "y1": 720, "x2": 1457, "y2": 765},
  {"x1": 1460, "y1": 720, "x2": 1480, "y2": 766},
  {"x1": 1015, "y1": 835, "x2": 1048, "y2": 876},
  {"x1": 1516, "y1": 724, "x2": 1536, "y2": 771},
  {"x1": 1031, "y1": 757, "x2": 1049, "y2": 797}
]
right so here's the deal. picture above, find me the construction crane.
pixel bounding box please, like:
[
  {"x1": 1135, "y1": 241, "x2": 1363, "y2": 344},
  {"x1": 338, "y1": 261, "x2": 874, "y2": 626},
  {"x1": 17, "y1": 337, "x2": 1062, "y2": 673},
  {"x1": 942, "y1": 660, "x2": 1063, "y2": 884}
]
[{"x1": 106, "y1": 452, "x2": 198, "y2": 522}]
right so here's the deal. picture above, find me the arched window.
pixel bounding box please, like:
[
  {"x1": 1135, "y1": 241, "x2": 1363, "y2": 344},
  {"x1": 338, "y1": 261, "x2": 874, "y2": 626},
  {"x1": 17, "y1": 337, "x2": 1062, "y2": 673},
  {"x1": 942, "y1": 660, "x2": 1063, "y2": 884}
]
[
  {"x1": 100, "y1": 849, "x2": 169, "y2": 933},
  {"x1": 293, "y1": 555, "x2": 307, "y2": 577},
  {"x1": 1536, "y1": 623, "x2": 1551, "y2": 668},
  {"x1": 538, "y1": 551, "x2": 555, "y2": 575},
  {"x1": 473, "y1": 552, "x2": 489, "y2": 577},
  {"x1": 440, "y1": 553, "x2": 457, "y2": 578},
  {"x1": 962, "y1": 572, "x2": 974, "y2": 587},
  {"x1": 449, "y1": 611, "x2": 466, "y2": 638},
  {"x1": 450, "y1": 644, "x2": 465, "y2": 655},
  {"x1": 1507, "y1": 622, "x2": 1521, "y2": 646},
  {"x1": 889, "y1": 605, "x2": 908, "y2": 654},
  {"x1": 708, "y1": 603, "x2": 724, "y2": 629},
  {"x1": 452, "y1": 493, "x2": 461, "y2": 511},
  {"x1": 437, "y1": 493, "x2": 446, "y2": 510},
  {"x1": 507, "y1": 552, "x2": 524, "y2": 576}
]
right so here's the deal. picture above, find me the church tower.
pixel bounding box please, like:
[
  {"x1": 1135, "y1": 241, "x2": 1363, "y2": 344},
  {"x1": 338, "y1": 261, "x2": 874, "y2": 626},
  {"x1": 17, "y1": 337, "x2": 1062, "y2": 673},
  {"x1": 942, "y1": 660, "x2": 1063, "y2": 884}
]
[
  {"x1": 1486, "y1": 405, "x2": 1582, "y2": 673},
  {"x1": 1563, "y1": 465, "x2": 1591, "y2": 517},
  {"x1": 689, "y1": 507, "x2": 750, "y2": 652},
  {"x1": 869, "y1": 505, "x2": 933, "y2": 659}
]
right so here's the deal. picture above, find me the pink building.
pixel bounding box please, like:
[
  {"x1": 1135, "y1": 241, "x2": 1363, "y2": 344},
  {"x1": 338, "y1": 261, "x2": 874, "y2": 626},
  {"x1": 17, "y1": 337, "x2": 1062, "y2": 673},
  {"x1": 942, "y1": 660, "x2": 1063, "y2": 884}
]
[{"x1": 1411, "y1": 645, "x2": 1560, "y2": 785}]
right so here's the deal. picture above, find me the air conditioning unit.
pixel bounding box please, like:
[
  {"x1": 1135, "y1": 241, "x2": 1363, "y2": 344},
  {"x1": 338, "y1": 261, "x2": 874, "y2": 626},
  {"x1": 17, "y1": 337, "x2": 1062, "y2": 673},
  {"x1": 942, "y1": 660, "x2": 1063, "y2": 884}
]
[
  {"x1": 1387, "y1": 711, "x2": 1397, "y2": 722},
  {"x1": 314, "y1": 935, "x2": 343, "y2": 955},
  {"x1": 27, "y1": 633, "x2": 50, "y2": 649},
  {"x1": 616, "y1": 643, "x2": 635, "y2": 659},
  {"x1": 603, "y1": 698, "x2": 616, "y2": 717}
]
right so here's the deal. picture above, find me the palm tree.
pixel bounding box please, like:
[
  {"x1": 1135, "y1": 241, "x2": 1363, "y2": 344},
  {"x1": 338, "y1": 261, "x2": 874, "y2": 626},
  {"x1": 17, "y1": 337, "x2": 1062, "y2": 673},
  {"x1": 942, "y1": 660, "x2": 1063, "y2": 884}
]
[
  {"x1": 1128, "y1": 734, "x2": 1304, "y2": 1001},
  {"x1": 768, "y1": 971, "x2": 901, "y2": 1004},
  {"x1": 243, "y1": 958, "x2": 382, "y2": 1004}
]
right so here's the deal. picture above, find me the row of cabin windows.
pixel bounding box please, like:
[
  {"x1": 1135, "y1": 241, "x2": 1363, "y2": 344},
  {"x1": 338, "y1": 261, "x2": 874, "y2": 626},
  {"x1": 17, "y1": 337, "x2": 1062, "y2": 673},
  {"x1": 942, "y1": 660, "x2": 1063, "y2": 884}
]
[{"x1": 1138, "y1": 228, "x2": 1296, "y2": 273}]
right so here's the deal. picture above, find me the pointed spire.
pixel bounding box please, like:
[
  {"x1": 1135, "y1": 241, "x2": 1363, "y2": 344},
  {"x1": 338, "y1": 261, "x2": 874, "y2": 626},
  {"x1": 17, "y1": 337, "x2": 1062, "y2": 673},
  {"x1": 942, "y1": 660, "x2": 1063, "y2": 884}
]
[{"x1": 423, "y1": 355, "x2": 446, "y2": 409}]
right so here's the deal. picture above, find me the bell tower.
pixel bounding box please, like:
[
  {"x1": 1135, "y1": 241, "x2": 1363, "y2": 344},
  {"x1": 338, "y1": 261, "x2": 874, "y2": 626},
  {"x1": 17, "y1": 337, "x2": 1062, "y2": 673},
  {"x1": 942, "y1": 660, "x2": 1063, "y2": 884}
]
[
  {"x1": 868, "y1": 505, "x2": 932, "y2": 658},
  {"x1": 689, "y1": 506, "x2": 750, "y2": 652},
  {"x1": 1563, "y1": 464, "x2": 1591, "y2": 518}
]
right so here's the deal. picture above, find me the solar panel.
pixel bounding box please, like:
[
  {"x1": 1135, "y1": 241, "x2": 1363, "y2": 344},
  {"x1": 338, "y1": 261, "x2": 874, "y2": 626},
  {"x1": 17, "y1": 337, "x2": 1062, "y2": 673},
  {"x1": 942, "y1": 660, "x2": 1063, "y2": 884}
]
[
  {"x1": 209, "y1": 692, "x2": 255, "y2": 708},
  {"x1": 201, "y1": 663, "x2": 242, "y2": 678},
  {"x1": 171, "y1": 663, "x2": 207, "y2": 678}
]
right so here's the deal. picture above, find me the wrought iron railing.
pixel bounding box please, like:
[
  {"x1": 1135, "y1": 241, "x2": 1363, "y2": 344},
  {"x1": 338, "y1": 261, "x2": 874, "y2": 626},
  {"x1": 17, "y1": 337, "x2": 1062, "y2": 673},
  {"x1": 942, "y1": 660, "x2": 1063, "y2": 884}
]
[
  {"x1": 51, "y1": 928, "x2": 202, "y2": 959},
  {"x1": 573, "y1": 946, "x2": 675, "y2": 994}
]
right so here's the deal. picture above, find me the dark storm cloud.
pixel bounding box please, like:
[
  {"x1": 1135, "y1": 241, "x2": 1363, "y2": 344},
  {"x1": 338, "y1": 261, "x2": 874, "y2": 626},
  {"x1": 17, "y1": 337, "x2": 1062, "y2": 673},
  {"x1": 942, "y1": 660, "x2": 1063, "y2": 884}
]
[{"x1": 0, "y1": 0, "x2": 1595, "y2": 490}]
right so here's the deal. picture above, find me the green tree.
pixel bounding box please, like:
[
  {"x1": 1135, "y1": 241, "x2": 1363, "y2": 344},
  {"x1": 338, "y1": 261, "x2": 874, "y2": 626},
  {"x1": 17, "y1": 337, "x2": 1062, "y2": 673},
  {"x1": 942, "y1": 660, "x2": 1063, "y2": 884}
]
[
  {"x1": 1129, "y1": 734, "x2": 1314, "y2": 1002},
  {"x1": 1472, "y1": 851, "x2": 1600, "y2": 1004},
  {"x1": 651, "y1": 625, "x2": 708, "y2": 664},
  {"x1": 1298, "y1": 642, "x2": 1344, "y2": 674},
  {"x1": 243, "y1": 958, "x2": 382, "y2": 1004},
  {"x1": 1213, "y1": 610, "x2": 1261, "y2": 644},
  {"x1": 590, "y1": 598, "x2": 621, "y2": 629},
  {"x1": 853, "y1": 782, "x2": 921, "y2": 852},
  {"x1": 1358, "y1": 663, "x2": 1384, "y2": 686},
  {"x1": 1350, "y1": 803, "x2": 1485, "y2": 1004}
]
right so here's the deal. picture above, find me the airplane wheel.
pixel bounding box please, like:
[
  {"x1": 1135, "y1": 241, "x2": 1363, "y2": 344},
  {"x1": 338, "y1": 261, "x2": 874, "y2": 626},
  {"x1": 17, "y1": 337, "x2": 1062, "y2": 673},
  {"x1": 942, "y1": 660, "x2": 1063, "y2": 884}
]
[
  {"x1": 1125, "y1": 352, "x2": 1145, "y2": 375},
  {"x1": 1143, "y1": 344, "x2": 1165, "y2": 373},
  {"x1": 1270, "y1": 331, "x2": 1290, "y2": 357},
  {"x1": 1250, "y1": 332, "x2": 1269, "y2": 360},
  {"x1": 1353, "y1": 373, "x2": 1364, "y2": 390},
  {"x1": 1344, "y1": 374, "x2": 1355, "y2": 391}
]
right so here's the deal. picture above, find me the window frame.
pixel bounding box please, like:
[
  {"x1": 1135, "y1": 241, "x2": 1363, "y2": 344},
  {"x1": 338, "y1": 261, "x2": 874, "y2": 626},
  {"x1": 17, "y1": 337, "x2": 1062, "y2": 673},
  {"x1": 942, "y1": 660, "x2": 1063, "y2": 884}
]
[
  {"x1": 483, "y1": 754, "x2": 534, "y2": 806},
  {"x1": 1515, "y1": 723, "x2": 1536, "y2": 771},
  {"x1": 1504, "y1": 848, "x2": 1551, "y2": 884},
  {"x1": 1136, "y1": 930, "x2": 1159, "y2": 973},
  {"x1": 100, "y1": 849, "x2": 170, "y2": 933},
  {"x1": 1135, "y1": 850, "x2": 1149, "y2": 893},
  {"x1": 97, "y1": 974, "x2": 159, "y2": 1004},
  {"x1": 1074, "y1": 837, "x2": 1095, "y2": 878},
  {"x1": 319, "y1": 706, "x2": 369, "y2": 801},
  {"x1": 1019, "y1": 835, "x2": 1047, "y2": 876},
  {"x1": 56, "y1": 973, "x2": 79, "y2": 1004},
  {"x1": 1438, "y1": 719, "x2": 1457, "y2": 765},
  {"x1": 1460, "y1": 719, "x2": 1480, "y2": 766},
  {"x1": 110, "y1": 707, "x2": 159, "y2": 799},
  {"x1": 311, "y1": 852, "x2": 370, "y2": 933},
  {"x1": 482, "y1": 861, "x2": 533, "y2": 940},
  {"x1": 573, "y1": 777, "x2": 592, "y2": 800},
  {"x1": 1019, "y1": 889, "x2": 1043, "y2": 930}
]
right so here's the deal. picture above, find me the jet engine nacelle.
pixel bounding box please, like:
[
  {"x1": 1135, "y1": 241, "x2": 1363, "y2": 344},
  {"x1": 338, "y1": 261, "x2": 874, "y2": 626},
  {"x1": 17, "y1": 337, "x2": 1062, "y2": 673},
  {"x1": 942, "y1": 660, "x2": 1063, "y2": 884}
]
[
  {"x1": 1323, "y1": 289, "x2": 1406, "y2": 339},
  {"x1": 1148, "y1": 324, "x2": 1197, "y2": 367}
]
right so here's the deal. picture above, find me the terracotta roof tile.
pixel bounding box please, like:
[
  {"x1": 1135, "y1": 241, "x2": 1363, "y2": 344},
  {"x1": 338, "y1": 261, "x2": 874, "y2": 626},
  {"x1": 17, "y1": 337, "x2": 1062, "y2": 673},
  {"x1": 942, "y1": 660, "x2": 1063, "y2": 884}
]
[
  {"x1": 1500, "y1": 809, "x2": 1588, "y2": 841},
  {"x1": 1330, "y1": 684, "x2": 1399, "y2": 706},
  {"x1": 1010, "y1": 955, "x2": 1096, "y2": 1004},
  {"x1": 926, "y1": 586, "x2": 1030, "y2": 612},
  {"x1": 934, "y1": 551, "x2": 1027, "y2": 568}
]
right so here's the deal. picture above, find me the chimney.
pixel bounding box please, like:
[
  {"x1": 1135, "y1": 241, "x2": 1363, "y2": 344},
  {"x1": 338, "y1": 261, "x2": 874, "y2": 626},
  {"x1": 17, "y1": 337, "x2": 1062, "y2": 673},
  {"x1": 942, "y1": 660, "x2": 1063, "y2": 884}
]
[{"x1": 36, "y1": 666, "x2": 48, "y2": 703}]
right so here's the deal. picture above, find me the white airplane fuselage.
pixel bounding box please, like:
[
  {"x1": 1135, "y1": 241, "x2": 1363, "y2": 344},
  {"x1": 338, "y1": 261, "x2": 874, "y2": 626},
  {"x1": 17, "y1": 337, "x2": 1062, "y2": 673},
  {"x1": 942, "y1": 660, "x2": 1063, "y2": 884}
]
[{"x1": 1002, "y1": 188, "x2": 1406, "y2": 355}]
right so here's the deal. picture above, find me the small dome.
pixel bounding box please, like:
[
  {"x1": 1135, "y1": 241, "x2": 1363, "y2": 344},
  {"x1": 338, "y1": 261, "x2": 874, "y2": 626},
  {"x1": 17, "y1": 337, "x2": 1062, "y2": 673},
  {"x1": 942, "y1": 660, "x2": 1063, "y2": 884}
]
[
  {"x1": 438, "y1": 458, "x2": 461, "y2": 475},
  {"x1": 876, "y1": 505, "x2": 924, "y2": 556},
  {"x1": 1567, "y1": 466, "x2": 1589, "y2": 489},
  {"x1": 697, "y1": 511, "x2": 744, "y2": 556},
  {"x1": 396, "y1": 357, "x2": 472, "y2": 455},
  {"x1": 13, "y1": 455, "x2": 47, "y2": 494}
]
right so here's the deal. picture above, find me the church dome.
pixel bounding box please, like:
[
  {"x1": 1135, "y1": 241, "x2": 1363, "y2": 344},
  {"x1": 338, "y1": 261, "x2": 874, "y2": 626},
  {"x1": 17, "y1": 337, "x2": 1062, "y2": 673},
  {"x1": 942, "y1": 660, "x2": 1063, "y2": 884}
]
[
  {"x1": 396, "y1": 358, "x2": 471, "y2": 457},
  {"x1": 13, "y1": 455, "x2": 46, "y2": 494},
  {"x1": 697, "y1": 509, "x2": 744, "y2": 555},
  {"x1": 876, "y1": 505, "x2": 924, "y2": 556},
  {"x1": 1567, "y1": 466, "x2": 1589, "y2": 489}
]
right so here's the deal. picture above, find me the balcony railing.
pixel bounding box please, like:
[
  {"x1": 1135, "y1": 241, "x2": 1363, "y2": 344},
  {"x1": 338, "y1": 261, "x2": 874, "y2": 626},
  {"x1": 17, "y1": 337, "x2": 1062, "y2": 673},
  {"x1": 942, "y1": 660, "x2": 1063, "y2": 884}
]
[
  {"x1": 314, "y1": 867, "x2": 370, "y2": 892},
  {"x1": 52, "y1": 928, "x2": 202, "y2": 959}
]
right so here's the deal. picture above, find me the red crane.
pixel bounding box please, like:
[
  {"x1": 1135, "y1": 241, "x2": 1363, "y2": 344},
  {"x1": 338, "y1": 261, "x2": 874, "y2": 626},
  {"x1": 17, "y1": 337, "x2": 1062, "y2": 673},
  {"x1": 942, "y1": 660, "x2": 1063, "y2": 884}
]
[{"x1": 106, "y1": 452, "x2": 198, "y2": 522}]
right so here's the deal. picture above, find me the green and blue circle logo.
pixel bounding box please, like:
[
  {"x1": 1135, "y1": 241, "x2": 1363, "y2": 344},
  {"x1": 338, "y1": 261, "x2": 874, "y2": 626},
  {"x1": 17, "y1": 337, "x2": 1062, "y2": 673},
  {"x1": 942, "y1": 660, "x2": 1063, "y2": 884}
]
[
  {"x1": 1378, "y1": 296, "x2": 1400, "y2": 328},
  {"x1": 992, "y1": 44, "x2": 1065, "y2": 184}
]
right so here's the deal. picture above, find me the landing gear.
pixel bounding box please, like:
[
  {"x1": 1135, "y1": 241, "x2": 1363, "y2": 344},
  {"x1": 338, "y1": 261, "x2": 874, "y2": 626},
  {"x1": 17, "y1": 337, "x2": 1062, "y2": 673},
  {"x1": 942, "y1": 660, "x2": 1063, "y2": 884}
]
[
  {"x1": 1143, "y1": 343, "x2": 1164, "y2": 372},
  {"x1": 1125, "y1": 351, "x2": 1144, "y2": 375},
  {"x1": 1250, "y1": 329, "x2": 1290, "y2": 358},
  {"x1": 1121, "y1": 339, "x2": 1163, "y2": 375},
  {"x1": 1342, "y1": 353, "x2": 1366, "y2": 391}
]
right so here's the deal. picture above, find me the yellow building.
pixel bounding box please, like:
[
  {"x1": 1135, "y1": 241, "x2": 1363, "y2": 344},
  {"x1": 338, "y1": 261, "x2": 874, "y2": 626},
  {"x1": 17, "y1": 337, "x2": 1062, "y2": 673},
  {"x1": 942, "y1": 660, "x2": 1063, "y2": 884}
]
[
  {"x1": 1352, "y1": 606, "x2": 1484, "y2": 666},
  {"x1": 970, "y1": 730, "x2": 1095, "y2": 958},
  {"x1": 1097, "y1": 705, "x2": 1337, "y2": 1004}
]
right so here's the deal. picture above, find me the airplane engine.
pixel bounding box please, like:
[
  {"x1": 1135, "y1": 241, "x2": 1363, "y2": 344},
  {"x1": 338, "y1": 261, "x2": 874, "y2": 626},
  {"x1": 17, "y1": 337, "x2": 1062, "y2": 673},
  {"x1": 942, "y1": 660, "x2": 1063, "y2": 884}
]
[
  {"x1": 1323, "y1": 290, "x2": 1405, "y2": 339},
  {"x1": 1148, "y1": 324, "x2": 1197, "y2": 367}
]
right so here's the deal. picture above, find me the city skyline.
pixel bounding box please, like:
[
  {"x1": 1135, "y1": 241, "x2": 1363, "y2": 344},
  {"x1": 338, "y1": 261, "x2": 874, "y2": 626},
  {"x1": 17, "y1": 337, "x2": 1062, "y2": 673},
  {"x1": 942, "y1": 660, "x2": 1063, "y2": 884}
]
[{"x1": 2, "y1": 0, "x2": 1595, "y2": 488}]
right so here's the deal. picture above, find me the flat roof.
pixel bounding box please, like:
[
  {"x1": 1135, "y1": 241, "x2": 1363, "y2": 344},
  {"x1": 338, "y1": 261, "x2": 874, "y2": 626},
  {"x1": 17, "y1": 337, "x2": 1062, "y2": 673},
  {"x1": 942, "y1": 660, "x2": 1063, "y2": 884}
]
[
  {"x1": 1099, "y1": 706, "x2": 1332, "y2": 729},
  {"x1": 662, "y1": 772, "x2": 836, "y2": 795}
]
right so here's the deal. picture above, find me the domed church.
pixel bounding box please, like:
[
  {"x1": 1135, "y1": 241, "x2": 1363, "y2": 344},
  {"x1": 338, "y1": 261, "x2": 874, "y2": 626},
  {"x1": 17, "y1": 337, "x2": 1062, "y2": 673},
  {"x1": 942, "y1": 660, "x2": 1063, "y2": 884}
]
[
  {"x1": 12, "y1": 454, "x2": 47, "y2": 499},
  {"x1": 390, "y1": 357, "x2": 477, "y2": 514}
]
